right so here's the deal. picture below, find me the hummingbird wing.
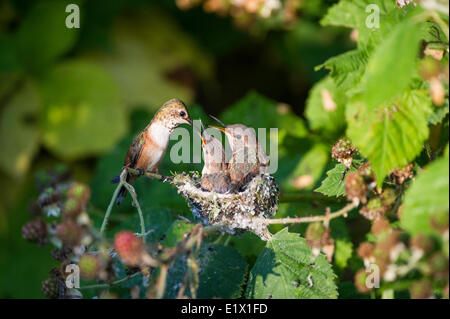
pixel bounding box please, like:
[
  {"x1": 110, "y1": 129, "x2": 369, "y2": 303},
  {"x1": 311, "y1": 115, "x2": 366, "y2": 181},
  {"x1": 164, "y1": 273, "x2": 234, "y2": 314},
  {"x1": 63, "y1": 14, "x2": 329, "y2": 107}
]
[{"x1": 124, "y1": 131, "x2": 146, "y2": 168}]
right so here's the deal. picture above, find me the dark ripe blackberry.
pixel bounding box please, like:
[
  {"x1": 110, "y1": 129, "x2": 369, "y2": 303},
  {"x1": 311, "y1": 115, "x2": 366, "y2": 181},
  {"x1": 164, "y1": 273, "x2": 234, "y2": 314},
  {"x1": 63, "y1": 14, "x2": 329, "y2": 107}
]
[
  {"x1": 37, "y1": 189, "x2": 63, "y2": 207},
  {"x1": 331, "y1": 138, "x2": 357, "y2": 168},
  {"x1": 22, "y1": 218, "x2": 48, "y2": 245},
  {"x1": 390, "y1": 163, "x2": 414, "y2": 184},
  {"x1": 41, "y1": 276, "x2": 66, "y2": 299},
  {"x1": 51, "y1": 246, "x2": 73, "y2": 262},
  {"x1": 345, "y1": 172, "x2": 367, "y2": 204},
  {"x1": 409, "y1": 279, "x2": 433, "y2": 299}
]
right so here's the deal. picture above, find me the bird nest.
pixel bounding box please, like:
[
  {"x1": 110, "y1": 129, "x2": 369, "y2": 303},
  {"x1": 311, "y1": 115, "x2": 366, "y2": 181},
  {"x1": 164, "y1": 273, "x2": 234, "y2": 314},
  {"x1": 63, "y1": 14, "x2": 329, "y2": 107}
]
[{"x1": 171, "y1": 172, "x2": 279, "y2": 241}]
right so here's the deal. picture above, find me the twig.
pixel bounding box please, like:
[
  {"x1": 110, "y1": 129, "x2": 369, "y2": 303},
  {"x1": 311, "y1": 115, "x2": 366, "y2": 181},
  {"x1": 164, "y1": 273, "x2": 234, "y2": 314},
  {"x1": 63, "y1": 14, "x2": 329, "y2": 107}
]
[
  {"x1": 100, "y1": 169, "x2": 147, "y2": 243},
  {"x1": 258, "y1": 202, "x2": 358, "y2": 225},
  {"x1": 79, "y1": 271, "x2": 142, "y2": 290},
  {"x1": 100, "y1": 179, "x2": 124, "y2": 235}
]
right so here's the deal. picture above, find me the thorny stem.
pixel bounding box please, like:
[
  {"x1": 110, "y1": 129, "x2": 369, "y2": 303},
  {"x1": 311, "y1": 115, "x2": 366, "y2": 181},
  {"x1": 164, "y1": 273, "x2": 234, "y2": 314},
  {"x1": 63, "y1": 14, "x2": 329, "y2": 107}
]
[{"x1": 258, "y1": 202, "x2": 358, "y2": 225}]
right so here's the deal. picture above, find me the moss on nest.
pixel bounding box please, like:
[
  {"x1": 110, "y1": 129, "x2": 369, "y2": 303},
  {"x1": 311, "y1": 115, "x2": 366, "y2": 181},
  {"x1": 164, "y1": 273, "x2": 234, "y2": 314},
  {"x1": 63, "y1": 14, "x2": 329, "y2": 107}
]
[{"x1": 171, "y1": 172, "x2": 279, "y2": 241}]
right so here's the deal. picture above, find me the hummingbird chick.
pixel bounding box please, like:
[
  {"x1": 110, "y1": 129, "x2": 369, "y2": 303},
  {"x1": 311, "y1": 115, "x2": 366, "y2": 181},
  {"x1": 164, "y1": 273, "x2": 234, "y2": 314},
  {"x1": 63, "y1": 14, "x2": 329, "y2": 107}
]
[
  {"x1": 198, "y1": 122, "x2": 233, "y2": 194},
  {"x1": 209, "y1": 116, "x2": 269, "y2": 190},
  {"x1": 115, "y1": 98, "x2": 192, "y2": 205}
]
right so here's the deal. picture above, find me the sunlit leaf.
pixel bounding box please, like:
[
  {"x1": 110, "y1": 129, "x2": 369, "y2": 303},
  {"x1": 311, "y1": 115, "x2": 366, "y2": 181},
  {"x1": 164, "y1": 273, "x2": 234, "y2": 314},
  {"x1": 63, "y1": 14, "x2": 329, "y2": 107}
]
[
  {"x1": 346, "y1": 90, "x2": 431, "y2": 186},
  {"x1": 305, "y1": 76, "x2": 347, "y2": 135},
  {"x1": 0, "y1": 80, "x2": 40, "y2": 177},
  {"x1": 246, "y1": 228, "x2": 338, "y2": 299},
  {"x1": 14, "y1": 0, "x2": 79, "y2": 72},
  {"x1": 40, "y1": 60, "x2": 127, "y2": 159},
  {"x1": 401, "y1": 149, "x2": 449, "y2": 236}
]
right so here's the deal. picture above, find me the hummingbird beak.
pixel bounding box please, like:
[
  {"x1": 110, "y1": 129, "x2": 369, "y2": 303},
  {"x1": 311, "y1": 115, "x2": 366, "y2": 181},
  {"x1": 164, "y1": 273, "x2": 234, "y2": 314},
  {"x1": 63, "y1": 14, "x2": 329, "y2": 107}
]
[
  {"x1": 192, "y1": 121, "x2": 206, "y2": 145},
  {"x1": 209, "y1": 125, "x2": 226, "y2": 133},
  {"x1": 209, "y1": 114, "x2": 227, "y2": 127}
]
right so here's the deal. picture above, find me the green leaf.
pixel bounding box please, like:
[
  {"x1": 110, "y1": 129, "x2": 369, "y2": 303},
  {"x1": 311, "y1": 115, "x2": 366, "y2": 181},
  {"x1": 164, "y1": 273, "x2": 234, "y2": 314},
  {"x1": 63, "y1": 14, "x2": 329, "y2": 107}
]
[
  {"x1": 427, "y1": 99, "x2": 449, "y2": 125},
  {"x1": 316, "y1": 49, "x2": 369, "y2": 92},
  {"x1": 305, "y1": 77, "x2": 347, "y2": 135},
  {"x1": 14, "y1": 0, "x2": 79, "y2": 72},
  {"x1": 90, "y1": 8, "x2": 212, "y2": 111},
  {"x1": 39, "y1": 60, "x2": 127, "y2": 159},
  {"x1": 0, "y1": 80, "x2": 40, "y2": 177},
  {"x1": 400, "y1": 152, "x2": 449, "y2": 236},
  {"x1": 246, "y1": 228, "x2": 338, "y2": 299},
  {"x1": 164, "y1": 244, "x2": 247, "y2": 299},
  {"x1": 161, "y1": 220, "x2": 194, "y2": 248},
  {"x1": 363, "y1": 21, "x2": 422, "y2": 110},
  {"x1": 334, "y1": 239, "x2": 353, "y2": 270},
  {"x1": 284, "y1": 144, "x2": 330, "y2": 191},
  {"x1": 221, "y1": 92, "x2": 308, "y2": 139},
  {"x1": 315, "y1": 163, "x2": 357, "y2": 197},
  {"x1": 346, "y1": 90, "x2": 431, "y2": 186}
]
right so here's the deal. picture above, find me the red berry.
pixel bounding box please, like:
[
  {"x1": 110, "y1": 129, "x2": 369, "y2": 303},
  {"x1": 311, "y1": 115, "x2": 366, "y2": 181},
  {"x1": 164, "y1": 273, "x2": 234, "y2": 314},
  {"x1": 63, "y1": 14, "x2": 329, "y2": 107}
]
[{"x1": 114, "y1": 231, "x2": 144, "y2": 266}]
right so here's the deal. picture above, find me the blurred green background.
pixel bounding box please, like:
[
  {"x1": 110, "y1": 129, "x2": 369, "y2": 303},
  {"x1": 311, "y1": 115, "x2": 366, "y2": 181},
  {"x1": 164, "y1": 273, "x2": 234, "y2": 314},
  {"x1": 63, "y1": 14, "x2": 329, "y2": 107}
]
[{"x1": 0, "y1": 0, "x2": 356, "y2": 297}]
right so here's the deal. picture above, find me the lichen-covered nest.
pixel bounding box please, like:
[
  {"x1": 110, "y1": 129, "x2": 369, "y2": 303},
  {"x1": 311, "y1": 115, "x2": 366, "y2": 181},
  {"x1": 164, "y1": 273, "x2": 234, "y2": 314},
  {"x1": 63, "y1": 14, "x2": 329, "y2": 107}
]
[{"x1": 171, "y1": 172, "x2": 279, "y2": 241}]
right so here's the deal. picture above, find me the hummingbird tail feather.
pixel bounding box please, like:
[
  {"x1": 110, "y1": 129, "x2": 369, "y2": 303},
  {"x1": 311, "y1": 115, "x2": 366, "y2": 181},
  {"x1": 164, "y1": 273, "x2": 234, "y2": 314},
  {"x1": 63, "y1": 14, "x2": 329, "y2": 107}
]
[
  {"x1": 115, "y1": 185, "x2": 127, "y2": 205},
  {"x1": 110, "y1": 175, "x2": 120, "y2": 184}
]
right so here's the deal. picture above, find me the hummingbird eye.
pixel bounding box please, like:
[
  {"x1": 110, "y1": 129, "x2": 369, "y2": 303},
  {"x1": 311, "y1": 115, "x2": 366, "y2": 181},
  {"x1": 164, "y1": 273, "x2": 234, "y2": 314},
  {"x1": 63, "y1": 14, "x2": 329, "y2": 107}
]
[{"x1": 179, "y1": 110, "x2": 186, "y2": 117}]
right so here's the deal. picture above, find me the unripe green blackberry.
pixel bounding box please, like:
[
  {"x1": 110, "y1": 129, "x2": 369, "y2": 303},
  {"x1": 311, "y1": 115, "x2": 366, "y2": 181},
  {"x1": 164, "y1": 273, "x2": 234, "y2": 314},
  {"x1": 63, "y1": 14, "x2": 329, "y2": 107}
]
[
  {"x1": 22, "y1": 218, "x2": 47, "y2": 245},
  {"x1": 56, "y1": 221, "x2": 83, "y2": 246},
  {"x1": 360, "y1": 198, "x2": 386, "y2": 221},
  {"x1": 380, "y1": 188, "x2": 396, "y2": 208},
  {"x1": 331, "y1": 138, "x2": 357, "y2": 168},
  {"x1": 62, "y1": 198, "x2": 82, "y2": 220},
  {"x1": 354, "y1": 269, "x2": 371, "y2": 293},
  {"x1": 305, "y1": 223, "x2": 325, "y2": 243},
  {"x1": 345, "y1": 172, "x2": 367, "y2": 204},
  {"x1": 409, "y1": 279, "x2": 432, "y2": 299},
  {"x1": 79, "y1": 254, "x2": 100, "y2": 280},
  {"x1": 67, "y1": 182, "x2": 91, "y2": 205}
]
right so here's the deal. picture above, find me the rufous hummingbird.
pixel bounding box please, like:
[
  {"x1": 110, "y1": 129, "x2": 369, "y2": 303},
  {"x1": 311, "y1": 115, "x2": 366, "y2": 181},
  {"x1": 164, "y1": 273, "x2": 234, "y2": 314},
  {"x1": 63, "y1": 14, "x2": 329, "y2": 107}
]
[
  {"x1": 209, "y1": 115, "x2": 269, "y2": 190},
  {"x1": 197, "y1": 120, "x2": 233, "y2": 194},
  {"x1": 115, "y1": 98, "x2": 192, "y2": 205}
]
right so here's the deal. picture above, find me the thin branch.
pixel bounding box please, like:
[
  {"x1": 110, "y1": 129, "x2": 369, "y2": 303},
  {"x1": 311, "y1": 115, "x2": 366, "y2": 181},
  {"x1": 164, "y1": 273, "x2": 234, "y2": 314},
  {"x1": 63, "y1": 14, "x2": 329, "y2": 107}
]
[
  {"x1": 258, "y1": 202, "x2": 358, "y2": 225},
  {"x1": 79, "y1": 271, "x2": 142, "y2": 290},
  {"x1": 100, "y1": 179, "x2": 124, "y2": 235}
]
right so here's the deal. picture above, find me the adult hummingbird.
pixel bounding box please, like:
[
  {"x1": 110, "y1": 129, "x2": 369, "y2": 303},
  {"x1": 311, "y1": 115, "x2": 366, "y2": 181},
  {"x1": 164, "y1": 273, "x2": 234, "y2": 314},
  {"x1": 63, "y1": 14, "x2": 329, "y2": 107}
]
[
  {"x1": 115, "y1": 98, "x2": 192, "y2": 205},
  {"x1": 197, "y1": 121, "x2": 233, "y2": 194},
  {"x1": 209, "y1": 116, "x2": 269, "y2": 189}
]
